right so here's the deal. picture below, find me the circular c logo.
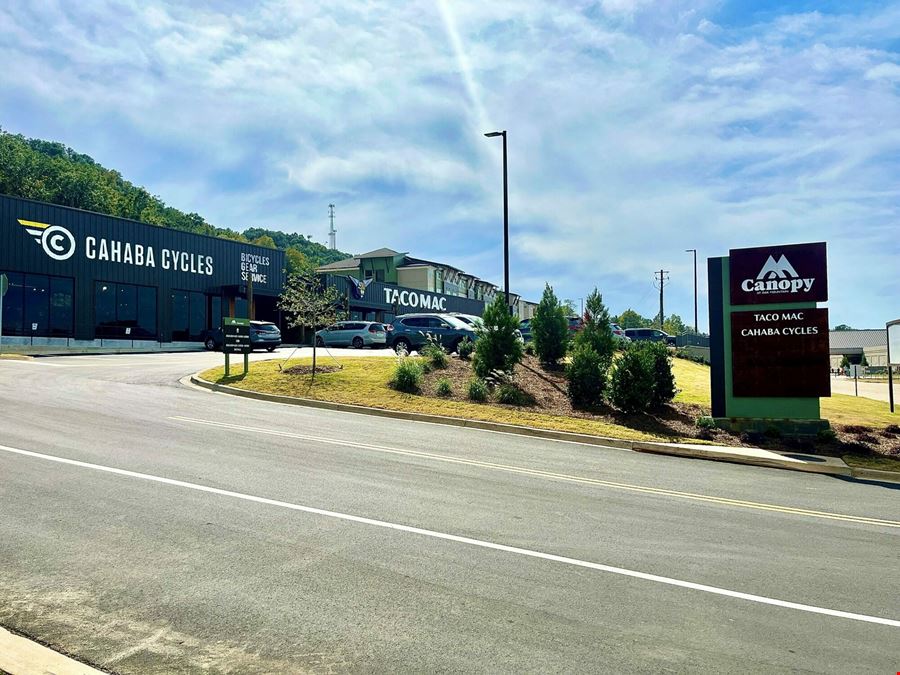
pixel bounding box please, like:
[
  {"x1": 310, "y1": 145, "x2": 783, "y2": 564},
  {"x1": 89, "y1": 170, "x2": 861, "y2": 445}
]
[{"x1": 41, "y1": 225, "x2": 76, "y2": 261}]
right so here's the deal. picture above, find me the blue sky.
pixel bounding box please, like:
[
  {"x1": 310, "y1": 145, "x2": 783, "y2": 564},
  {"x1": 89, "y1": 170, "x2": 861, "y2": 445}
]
[{"x1": 1, "y1": 1, "x2": 898, "y2": 330}]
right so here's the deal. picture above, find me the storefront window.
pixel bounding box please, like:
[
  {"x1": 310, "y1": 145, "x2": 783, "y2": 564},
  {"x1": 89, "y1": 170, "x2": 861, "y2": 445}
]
[
  {"x1": 96, "y1": 282, "x2": 156, "y2": 339},
  {"x1": 170, "y1": 290, "x2": 205, "y2": 341},
  {"x1": 0, "y1": 272, "x2": 74, "y2": 338},
  {"x1": 209, "y1": 296, "x2": 222, "y2": 330}
]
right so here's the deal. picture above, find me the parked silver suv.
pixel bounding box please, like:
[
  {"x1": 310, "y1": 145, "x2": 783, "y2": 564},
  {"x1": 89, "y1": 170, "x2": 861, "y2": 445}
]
[{"x1": 315, "y1": 321, "x2": 388, "y2": 348}]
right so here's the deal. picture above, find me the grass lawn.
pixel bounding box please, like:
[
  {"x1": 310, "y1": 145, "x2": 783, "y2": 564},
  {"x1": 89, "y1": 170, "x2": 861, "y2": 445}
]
[
  {"x1": 200, "y1": 356, "x2": 687, "y2": 443},
  {"x1": 670, "y1": 358, "x2": 898, "y2": 429},
  {"x1": 200, "y1": 355, "x2": 899, "y2": 472}
]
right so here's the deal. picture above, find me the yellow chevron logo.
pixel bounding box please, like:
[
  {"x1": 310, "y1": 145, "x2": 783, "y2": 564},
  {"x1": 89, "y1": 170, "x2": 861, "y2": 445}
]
[{"x1": 17, "y1": 219, "x2": 50, "y2": 243}]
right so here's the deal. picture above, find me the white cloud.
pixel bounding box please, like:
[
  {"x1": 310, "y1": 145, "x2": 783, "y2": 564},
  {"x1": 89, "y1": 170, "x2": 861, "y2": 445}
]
[
  {"x1": 865, "y1": 61, "x2": 900, "y2": 80},
  {"x1": 0, "y1": 0, "x2": 898, "y2": 328}
]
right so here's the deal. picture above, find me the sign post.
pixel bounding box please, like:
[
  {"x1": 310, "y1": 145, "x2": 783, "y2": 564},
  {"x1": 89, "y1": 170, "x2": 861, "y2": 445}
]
[
  {"x1": 222, "y1": 317, "x2": 251, "y2": 377},
  {"x1": 0, "y1": 273, "x2": 7, "y2": 355},
  {"x1": 887, "y1": 319, "x2": 900, "y2": 414},
  {"x1": 708, "y1": 242, "x2": 831, "y2": 435}
]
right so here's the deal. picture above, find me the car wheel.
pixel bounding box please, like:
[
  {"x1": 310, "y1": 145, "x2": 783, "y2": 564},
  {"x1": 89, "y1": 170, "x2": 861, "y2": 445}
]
[
  {"x1": 316, "y1": 336, "x2": 325, "y2": 347},
  {"x1": 205, "y1": 338, "x2": 217, "y2": 351},
  {"x1": 352, "y1": 336, "x2": 364, "y2": 349},
  {"x1": 447, "y1": 338, "x2": 460, "y2": 354},
  {"x1": 394, "y1": 338, "x2": 411, "y2": 354},
  {"x1": 266, "y1": 346, "x2": 275, "y2": 352}
]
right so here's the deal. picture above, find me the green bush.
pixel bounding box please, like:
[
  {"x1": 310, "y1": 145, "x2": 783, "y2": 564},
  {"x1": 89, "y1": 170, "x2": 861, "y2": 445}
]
[
  {"x1": 420, "y1": 338, "x2": 448, "y2": 369},
  {"x1": 566, "y1": 343, "x2": 609, "y2": 408},
  {"x1": 531, "y1": 283, "x2": 569, "y2": 366},
  {"x1": 496, "y1": 382, "x2": 534, "y2": 406},
  {"x1": 608, "y1": 345, "x2": 656, "y2": 413},
  {"x1": 695, "y1": 416, "x2": 716, "y2": 430},
  {"x1": 435, "y1": 377, "x2": 453, "y2": 397},
  {"x1": 389, "y1": 358, "x2": 423, "y2": 393},
  {"x1": 473, "y1": 294, "x2": 524, "y2": 378},
  {"x1": 457, "y1": 337, "x2": 474, "y2": 360},
  {"x1": 523, "y1": 341, "x2": 535, "y2": 356},
  {"x1": 467, "y1": 378, "x2": 489, "y2": 402},
  {"x1": 641, "y1": 341, "x2": 676, "y2": 407}
]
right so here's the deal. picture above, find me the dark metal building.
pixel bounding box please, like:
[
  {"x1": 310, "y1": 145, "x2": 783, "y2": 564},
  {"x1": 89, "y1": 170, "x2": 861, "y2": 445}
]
[{"x1": 0, "y1": 195, "x2": 285, "y2": 345}]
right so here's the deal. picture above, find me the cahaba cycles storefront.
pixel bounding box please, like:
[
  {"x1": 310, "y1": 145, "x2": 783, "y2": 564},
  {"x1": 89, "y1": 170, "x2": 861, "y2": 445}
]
[{"x1": 0, "y1": 195, "x2": 284, "y2": 347}]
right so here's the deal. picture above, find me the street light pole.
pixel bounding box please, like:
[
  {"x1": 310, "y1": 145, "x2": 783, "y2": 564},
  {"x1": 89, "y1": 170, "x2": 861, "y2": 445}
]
[
  {"x1": 686, "y1": 249, "x2": 698, "y2": 333},
  {"x1": 485, "y1": 130, "x2": 509, "y2": 309}
]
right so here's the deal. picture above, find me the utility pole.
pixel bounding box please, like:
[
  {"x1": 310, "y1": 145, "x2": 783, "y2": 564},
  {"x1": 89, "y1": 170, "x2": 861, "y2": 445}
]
[
  {"x1": 328, "y1": 204, "x2": 336, "y2": 250},
  {"x1": 654, "y1": 269, "x2": 670, "y2": 330}
]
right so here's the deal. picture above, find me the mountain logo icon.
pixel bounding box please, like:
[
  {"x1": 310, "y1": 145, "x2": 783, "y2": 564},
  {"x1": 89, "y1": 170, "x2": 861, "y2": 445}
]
[{"x1": 756, "y1": 255, "x2": 799, "y2": 281}]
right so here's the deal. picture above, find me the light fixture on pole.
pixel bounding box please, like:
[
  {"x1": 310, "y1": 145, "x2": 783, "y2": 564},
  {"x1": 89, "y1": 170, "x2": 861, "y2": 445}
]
[
  {"x1": 484, "y1": 130, "x2": 509, "y2": 309},
  {"x1": 686, "y1": 249, "x2": 698, "y2": 333}
]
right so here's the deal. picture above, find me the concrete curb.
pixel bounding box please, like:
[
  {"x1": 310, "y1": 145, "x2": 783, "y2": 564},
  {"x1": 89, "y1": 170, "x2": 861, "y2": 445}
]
[
  {"x1": 0, "y1": 625, "x2": 107, "y2": 675},
  {"x1": 188, "y1": 373, "x2": 875, "y2": 479},
  {"x1": 849, "y1": 467, "x2": 900, "y2": 484}
]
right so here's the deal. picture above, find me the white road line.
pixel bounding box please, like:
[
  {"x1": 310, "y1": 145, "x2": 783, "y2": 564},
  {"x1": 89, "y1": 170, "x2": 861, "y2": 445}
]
[
  {"x1": 169, "y1": 416, "x2": 900, "y2": 529},
  {"x1": 1, "y1": 443, "x2": 898, "y2": 629}
]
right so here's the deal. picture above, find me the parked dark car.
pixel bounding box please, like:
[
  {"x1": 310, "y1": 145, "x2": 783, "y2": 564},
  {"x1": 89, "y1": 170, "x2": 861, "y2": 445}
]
[
  {"x1": 202, "y1": 320, "x2": 282, "y2": 351},
  {"x1": 389, "y1": 314, "x2": 476, "y2": 353},
  {"x1": 610, "y1": 322, "x2": 631, "y2": 344},
  {"x1": 315, "y1": 321, "x2": 387, "y2": 348},
  {"x1": 623, "y1": 328, "x2": 676, "y2": 346},
  {"x1": 567, "y1": 316, "x2": 584, "y2": 332},
  {"x1": 518, "y1": 318, "x2": 532, "y2": 342}
]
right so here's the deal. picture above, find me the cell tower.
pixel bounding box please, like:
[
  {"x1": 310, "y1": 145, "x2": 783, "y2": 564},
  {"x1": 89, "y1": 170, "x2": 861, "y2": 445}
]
[{"x1": 328, "y1": 204, "x2": 336, "y2": 250}]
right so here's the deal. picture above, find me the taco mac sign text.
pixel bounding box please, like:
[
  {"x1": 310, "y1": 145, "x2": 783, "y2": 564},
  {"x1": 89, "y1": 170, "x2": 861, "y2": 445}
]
[
  {"x1": 730, "y1": 242, "x2": 827, "y2": 305},
  {"x1": 730, "y1": 309, "x2": 830, "y2": 397}
]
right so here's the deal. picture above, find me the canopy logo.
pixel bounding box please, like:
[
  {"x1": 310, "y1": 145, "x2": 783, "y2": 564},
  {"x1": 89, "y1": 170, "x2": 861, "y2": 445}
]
[
  {"x1": 347, "y1": 276, "x2": 374, "y2": 299},
  {"x1": 740, "y1": 254, "x2": 814, "y2": 295},
  {"x1": 18, "y1": 219, "x2": 76, "y2": 261}
]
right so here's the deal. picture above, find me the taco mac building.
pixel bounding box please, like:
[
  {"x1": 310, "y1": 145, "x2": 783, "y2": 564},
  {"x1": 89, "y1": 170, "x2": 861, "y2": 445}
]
[{"x1": 0, "y1": 195, "x2": 284, "y2": 347}]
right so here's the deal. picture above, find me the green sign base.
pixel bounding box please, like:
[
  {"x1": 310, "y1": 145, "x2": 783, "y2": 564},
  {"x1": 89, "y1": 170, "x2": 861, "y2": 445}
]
[{"x1": 713, "y1": 417, "x2": 830, "y2": 438}]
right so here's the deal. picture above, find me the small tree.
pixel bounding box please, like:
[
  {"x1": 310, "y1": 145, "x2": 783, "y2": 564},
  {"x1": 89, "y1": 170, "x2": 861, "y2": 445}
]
[
  {"x1": 473, "y1": 294, "x2": 524, "y2": 378},
  {"x1": 567, "y1": 343, "x2": 607, "y2": 408},
  {"x1": 278, "y1": 268, "x2": 344, "y2": 377},
  {"x1": 641, "y1": 341, "x2": 676, "y2": 407},
  {"x1": 532, "y1": 283, "x2": 569, "y2": 366},
  {"x1": 577, "y1": 288, "x2": 614, "y2": 363},
  {"x1": 608, "y1": 345, "x2": 655, "y2": 413}
]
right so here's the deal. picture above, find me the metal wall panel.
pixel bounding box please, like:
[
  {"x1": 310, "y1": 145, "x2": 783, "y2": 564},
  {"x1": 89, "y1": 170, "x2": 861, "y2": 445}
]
[{"x1": 0, "y1": 195, "x2": 285, "y2": 340}]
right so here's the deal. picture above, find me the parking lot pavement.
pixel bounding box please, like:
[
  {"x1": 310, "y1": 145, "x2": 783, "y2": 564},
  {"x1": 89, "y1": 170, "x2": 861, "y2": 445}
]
[{"x1": 829, "y1": 375, "x2": 892, "y2": 403}]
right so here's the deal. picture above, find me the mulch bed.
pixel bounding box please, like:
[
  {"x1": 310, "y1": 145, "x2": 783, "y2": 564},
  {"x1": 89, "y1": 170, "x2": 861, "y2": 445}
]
[
  {"x1": 419, "y1": 354, "x2": 900, "y2": 463},
  {"x1": 420, "y1": 354, "x2": 709, "y2": 441},
  {"x1": 282, "y1": 364, "x2": 342, "y2": 375}
]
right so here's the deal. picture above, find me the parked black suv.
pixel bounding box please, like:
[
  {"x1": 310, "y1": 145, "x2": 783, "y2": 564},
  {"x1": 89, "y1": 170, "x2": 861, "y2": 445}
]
[
  {"x1": 623, "y1": 328, "x2": 676, "y2": 346},
  {"x1": 389, "y1": 314, "x2": 476, "y2": 353}
]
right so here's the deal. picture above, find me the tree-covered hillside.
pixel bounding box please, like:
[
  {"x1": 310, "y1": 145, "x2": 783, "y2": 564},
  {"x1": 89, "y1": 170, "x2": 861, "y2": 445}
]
[{"x1": 0, "y1": 128, "x2": 351, "y2": 271}]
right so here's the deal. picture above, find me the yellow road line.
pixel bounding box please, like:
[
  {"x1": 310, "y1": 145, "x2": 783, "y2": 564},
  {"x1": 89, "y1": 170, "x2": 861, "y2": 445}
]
[{"x1": 168, "y1": 416, "x2": 900, "y2": 529}]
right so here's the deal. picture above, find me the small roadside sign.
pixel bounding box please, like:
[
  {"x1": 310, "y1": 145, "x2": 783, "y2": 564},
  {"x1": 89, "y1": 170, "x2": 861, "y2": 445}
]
[
  {"x1": 223, "y1": 317, "x2": 251, "y2": 354},
  {"x1": 0, "y1": 274, "x2": 7, "y2": 297}
]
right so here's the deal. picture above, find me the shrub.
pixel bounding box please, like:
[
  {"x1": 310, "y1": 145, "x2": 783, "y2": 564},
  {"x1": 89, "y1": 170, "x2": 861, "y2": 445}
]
[
  {"x1": 817, "y1": 427, "x2": 837, "y2": 443},
  {"x1": 496, "y1": 382, "x2": 534, "y2": 406},
  {"x1": 695, "y1": 416, "x2": 716, "y2": 430},
  {"x1": 566, "y1": 343, "x2": 609, "y2": 408},
  {"x1": 641, "y1": 341, "x2": 676, "y2": 407},
  {"x1": 473, "y1": 294, "x2": 524, "y2": 378},
  {"x1": 531, "y1": 283, "x2": 569, "y2": 366},
  {"x1": 608, "y1": 345, "x2": 655, "y2": 413},
  {"x1": 523, "y1": 342, "x2": 535, "y2": 356},
  {"x1": 467, "y1": 378, "x2": 489, "y2": 402},
  {"x1": 457, "y1": 337, "x2": 474, "y2": 360},
  {"x1": 420, "y1": 338, "x2": 448, "y2": 369},
  {"x1": 435, "y1": 377, "x2": 453, "y2": 397},
  {"x1": 389, "y1": 358, "x2": 423, "y2": 393}
]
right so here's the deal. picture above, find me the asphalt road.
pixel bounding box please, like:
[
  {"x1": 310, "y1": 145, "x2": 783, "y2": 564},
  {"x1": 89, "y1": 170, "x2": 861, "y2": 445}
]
[{"x1": 1, "y1": 351, "x2": 898, "y2": 673}]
